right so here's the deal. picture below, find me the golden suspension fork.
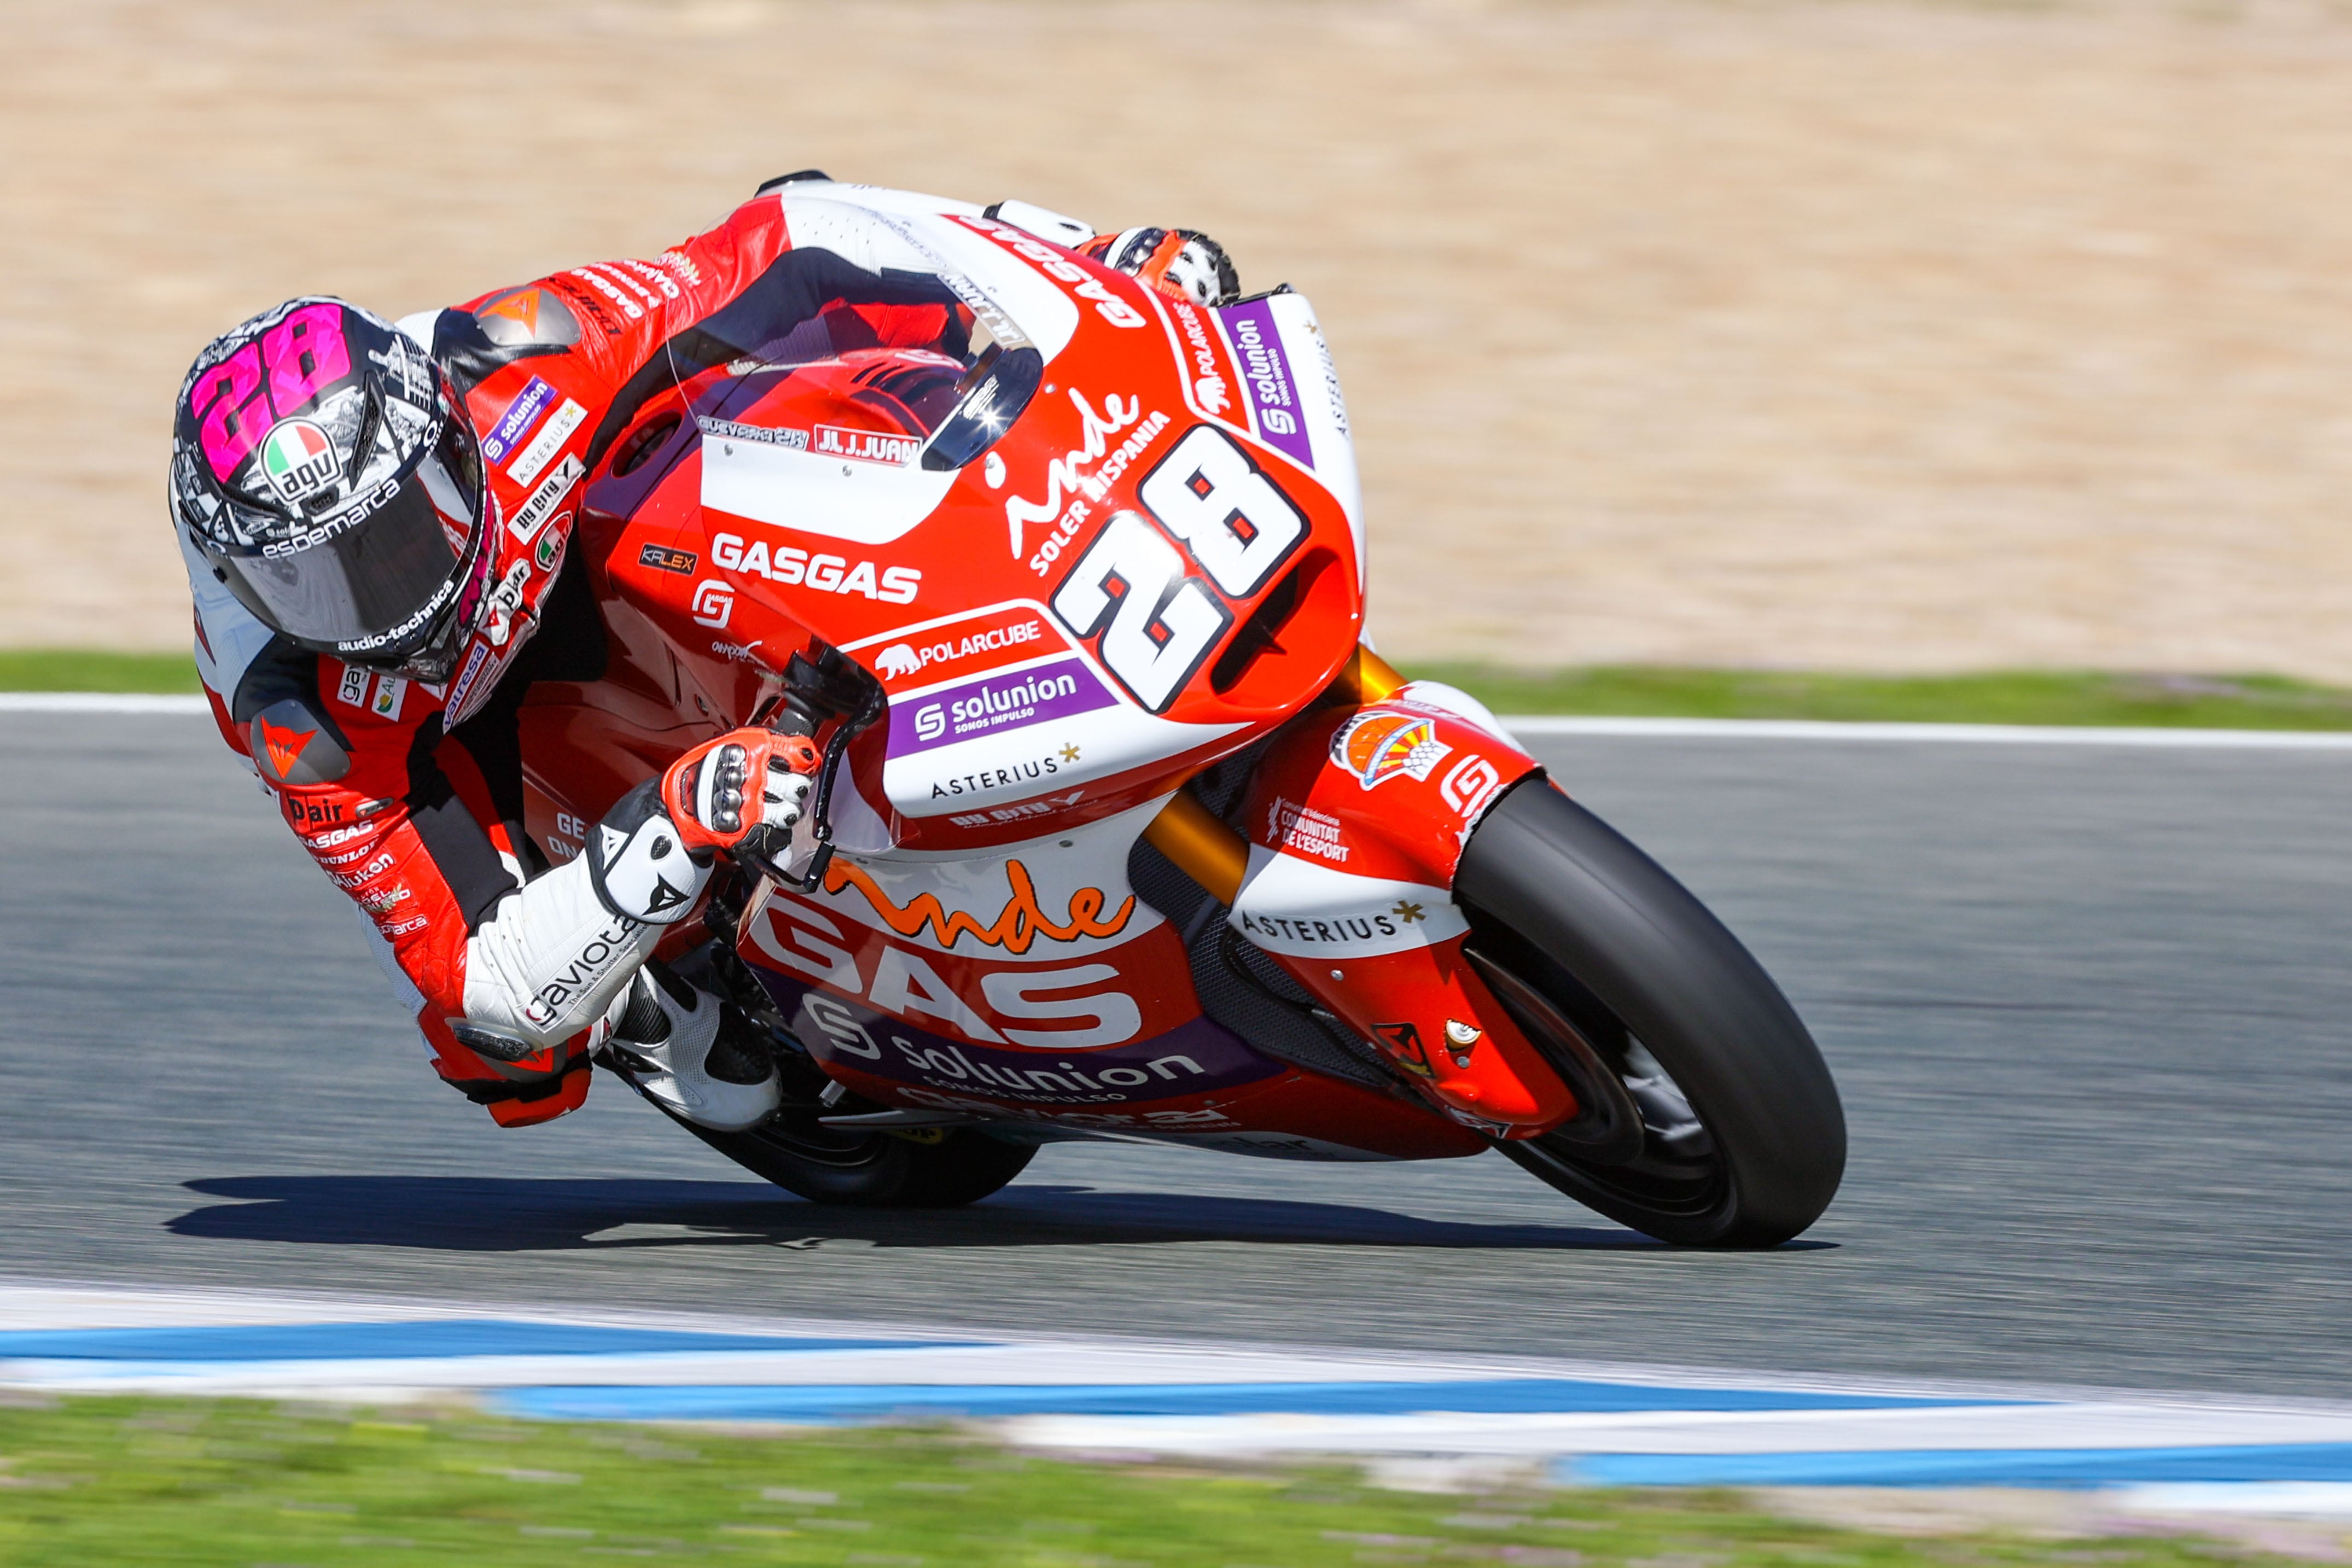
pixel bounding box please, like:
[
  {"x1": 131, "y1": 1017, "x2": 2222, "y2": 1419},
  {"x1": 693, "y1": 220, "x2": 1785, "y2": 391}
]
[
  {"x1": 1140, "y1": 645, "x2": 1576, "y2": 1132},
  {"x1": 1141, "y1": 645, "x2": 1405, "y2": 900}
]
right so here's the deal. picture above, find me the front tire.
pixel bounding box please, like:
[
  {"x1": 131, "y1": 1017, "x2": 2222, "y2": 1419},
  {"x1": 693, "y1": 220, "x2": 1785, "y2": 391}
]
[
  {"x1": 1455, "y1": 780, "x2": 1844, "y2": 1246},
  {"x1": 672, "y1": 1107, "x2": 1038, "y2": 1209}
]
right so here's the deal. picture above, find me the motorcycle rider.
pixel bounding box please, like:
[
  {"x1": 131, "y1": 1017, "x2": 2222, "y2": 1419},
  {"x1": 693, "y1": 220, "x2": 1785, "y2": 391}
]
[{"x1": 170, "y1": 176, "x2": 1239, "y2": 1132}]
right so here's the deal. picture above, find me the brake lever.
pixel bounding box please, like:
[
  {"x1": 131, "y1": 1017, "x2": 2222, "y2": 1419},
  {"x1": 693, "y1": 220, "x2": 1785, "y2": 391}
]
[{"x1": 733, "y1": 675, "x2": 886, "y2": 894}]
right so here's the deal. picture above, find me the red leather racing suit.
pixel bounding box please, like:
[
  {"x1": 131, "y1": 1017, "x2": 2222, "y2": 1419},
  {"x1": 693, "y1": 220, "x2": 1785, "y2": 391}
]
[{"x1": 185, "y1": 183, "x2": 991, "y2": 1126}]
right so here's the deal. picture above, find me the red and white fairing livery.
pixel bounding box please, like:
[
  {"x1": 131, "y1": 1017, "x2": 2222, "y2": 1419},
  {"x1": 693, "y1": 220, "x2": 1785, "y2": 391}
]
[{"x1": 526, "y1": 180, "x2": 1576, "y2": 1161}]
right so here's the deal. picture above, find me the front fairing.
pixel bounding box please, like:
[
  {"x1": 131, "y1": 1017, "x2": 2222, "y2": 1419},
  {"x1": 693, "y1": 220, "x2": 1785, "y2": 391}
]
[{"x1": 585, "y1": 185, "x2": 1367, "y2": 850}]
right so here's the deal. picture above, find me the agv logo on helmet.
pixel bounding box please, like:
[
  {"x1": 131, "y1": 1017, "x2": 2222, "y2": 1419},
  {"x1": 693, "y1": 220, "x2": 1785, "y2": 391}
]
[{"x1": 259, "y1": 419, "x2": 339, "y2": 505}]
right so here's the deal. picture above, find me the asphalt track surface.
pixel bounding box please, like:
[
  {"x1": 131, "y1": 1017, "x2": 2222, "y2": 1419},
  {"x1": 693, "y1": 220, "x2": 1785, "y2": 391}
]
[{"x1": 6, "y1": 713, "x2": 2349, "y2": 1400}]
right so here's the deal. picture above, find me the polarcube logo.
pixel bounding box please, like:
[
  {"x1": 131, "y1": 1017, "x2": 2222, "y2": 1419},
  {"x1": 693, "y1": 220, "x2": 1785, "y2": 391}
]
[{"x1": 858, "y1": 604, "x2": 1063, "y2": 692}]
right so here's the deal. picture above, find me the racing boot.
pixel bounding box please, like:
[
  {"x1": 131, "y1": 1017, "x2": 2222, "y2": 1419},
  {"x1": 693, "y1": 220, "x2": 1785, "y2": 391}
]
[{"x1": 599, "y1": 965, "x2": 781, "y2": 1132}]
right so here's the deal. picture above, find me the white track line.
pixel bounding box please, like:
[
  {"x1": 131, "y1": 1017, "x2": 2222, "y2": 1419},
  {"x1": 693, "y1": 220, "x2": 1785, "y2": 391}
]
[
  {"x1": 998, "y1": 1403, "x2": 2352, "y2": 1461},
  {"x1": 8, "y1": 692, "x2": 2352, "y2": 749},
  {"x1": 2118, "y1": 1483, "x2": 2352, "y2": 1518}
]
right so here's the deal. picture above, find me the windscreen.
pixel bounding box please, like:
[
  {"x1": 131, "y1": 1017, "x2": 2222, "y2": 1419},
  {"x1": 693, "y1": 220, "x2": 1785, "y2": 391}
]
[{"x1": 653, "y1": 211, "x2": 1044, "y2": 474}]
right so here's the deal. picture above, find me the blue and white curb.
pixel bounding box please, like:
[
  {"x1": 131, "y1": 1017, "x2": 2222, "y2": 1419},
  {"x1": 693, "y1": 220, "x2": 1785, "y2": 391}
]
[{"x1": 7, "y1": 1283, "x2": 2352, "y2": 1502}]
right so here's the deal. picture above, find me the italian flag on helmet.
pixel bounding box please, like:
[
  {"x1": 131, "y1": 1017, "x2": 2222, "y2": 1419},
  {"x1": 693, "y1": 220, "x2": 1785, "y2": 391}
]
[{"x1": 259, "y1": 417, "x2": 339, "y2": 503}]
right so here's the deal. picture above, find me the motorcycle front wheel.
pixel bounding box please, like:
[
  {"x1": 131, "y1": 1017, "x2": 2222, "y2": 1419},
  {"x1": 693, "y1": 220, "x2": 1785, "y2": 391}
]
[{"x1": 1454, "y1": 779, "x2": 1844, "y2": 1246}]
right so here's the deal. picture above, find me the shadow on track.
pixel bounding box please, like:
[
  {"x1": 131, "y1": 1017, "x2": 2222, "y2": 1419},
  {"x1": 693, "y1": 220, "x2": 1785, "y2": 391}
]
[{"x1": 165, "y1": 1176, "x2": 1689, "y2": 1253}]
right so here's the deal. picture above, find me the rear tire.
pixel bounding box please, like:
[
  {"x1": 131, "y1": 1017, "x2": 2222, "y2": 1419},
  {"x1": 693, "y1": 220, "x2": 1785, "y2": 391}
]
[
  {"x1": 1455, "y1": 779, "x2": 1844, "y2": 1246},
  {"x1": 672, "y1": 1107, "x2": 1038, "y2": 1209}
]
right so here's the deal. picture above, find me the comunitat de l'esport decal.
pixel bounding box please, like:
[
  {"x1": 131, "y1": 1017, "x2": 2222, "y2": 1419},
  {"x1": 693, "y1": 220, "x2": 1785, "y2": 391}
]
[{"x1": 1043, "y1": 422, "x2": 1309, "y2": 713}]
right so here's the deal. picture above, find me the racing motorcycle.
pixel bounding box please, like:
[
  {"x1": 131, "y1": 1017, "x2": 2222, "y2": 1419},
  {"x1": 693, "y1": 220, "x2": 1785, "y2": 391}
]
[{"x1": 518, "y1": 182, "x2": 1844, "y2": 1246}]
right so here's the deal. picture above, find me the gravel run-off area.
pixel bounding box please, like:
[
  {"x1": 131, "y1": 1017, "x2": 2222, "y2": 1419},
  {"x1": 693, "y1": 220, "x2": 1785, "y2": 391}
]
[{"x1": 10, "y1": 0, "x2": 2352, "y2": 675}]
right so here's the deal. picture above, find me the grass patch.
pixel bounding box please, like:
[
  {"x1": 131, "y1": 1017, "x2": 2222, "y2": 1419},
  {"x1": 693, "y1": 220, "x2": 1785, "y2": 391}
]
[
  {"x1": 0, "y1": 649, "x2": 199, "y2": 693},
  {"x1": 1411, "y1": 664, "x2": 2352, "y2": 730},
  {"x1": 0, "y1": 1394, "x2": 2287, "y2": 1567}
]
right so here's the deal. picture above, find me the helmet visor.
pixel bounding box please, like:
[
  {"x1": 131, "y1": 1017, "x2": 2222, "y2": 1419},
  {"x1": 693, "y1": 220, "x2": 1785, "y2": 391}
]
[{"x1": 207, "y1": 410, "x2": 485, "y2": 666}]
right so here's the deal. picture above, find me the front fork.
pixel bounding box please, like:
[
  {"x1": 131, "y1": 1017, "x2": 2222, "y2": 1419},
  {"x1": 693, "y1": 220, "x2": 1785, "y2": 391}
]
[{"x1": 1142, "y1": 651, "x2": 1576, "y2": 1139}]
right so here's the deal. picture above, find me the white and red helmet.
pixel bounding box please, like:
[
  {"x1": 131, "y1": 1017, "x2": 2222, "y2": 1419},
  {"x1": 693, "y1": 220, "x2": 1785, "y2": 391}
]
[{"x1": 170, "y1": 298, "x2": 494, "y2": 683}]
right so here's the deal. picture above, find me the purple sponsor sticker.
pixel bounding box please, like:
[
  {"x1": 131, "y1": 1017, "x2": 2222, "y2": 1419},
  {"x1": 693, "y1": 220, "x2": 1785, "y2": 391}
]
[
  {"x1": 888, "y1": 657, "x2": 1118, "y2": 757},
  {"x1": 1214, "y1": 299, "x2": 1314, "y2": 470},
  {"x1": 480, "y1": 376, "x2": 556, "y2": 464}
]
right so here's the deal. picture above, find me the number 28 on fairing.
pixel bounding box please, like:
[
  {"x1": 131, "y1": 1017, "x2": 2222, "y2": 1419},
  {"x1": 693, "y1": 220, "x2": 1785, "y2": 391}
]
[{"x1": 1049, "y1": 424, "x2": 1308, "y2": 712}]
